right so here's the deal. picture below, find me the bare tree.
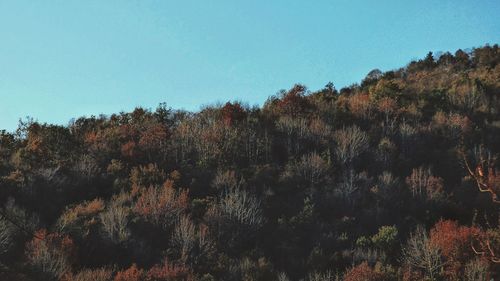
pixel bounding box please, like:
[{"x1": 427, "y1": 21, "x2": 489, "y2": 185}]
[
  {"x1": 172, "y1": 215, "x2": 214, "y2": 265},
  {"x1": 462, "y1": 146, "x2": 500, "y2": 264},
  {"x1": 406, "y1": 167, "x2": 444, "y2": 200},
  {"x1": 276, "y1": 116, "x2": 310, "y2": 155},
  {"x1": 464, "y1": 258, "x2": 489, "y2": 281},
  {"x1": 333, "y1": 125, "x2": 368, "y2": 166},
  {"x1": 172, "y1": 215, "x2": 196, "y2": 263},
  {"x1": 285, "y1": 152, "x2": 330, "y2": 188},
  {"x1": 218, "y1": 187, "x2": 263, "y2": 227},
  {"x1": 337, "y1": 170, "x2": 370, "y2": 203},
  {"x1": 462, "y1": 146, "x2": 500, "y2": 204},
  {"x1": 402, "y1": 226, "x2": 444, "y2": 281},
  {"x1": 306, "y1": 270, "x2": 336, "y2": 281},
  {"x1": 212, "y1": 170, "x2": 243, "y2": 191},
  {"x1": 100, "y1": 194, "x2": 131, "y2": 243}
]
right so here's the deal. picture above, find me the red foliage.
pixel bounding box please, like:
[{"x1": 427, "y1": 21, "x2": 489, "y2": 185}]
[
  {"x1": 221, "y1": 102, "x2": 246, "y2": 126},
  {"x1": 430, "y1": 220, "x2": 482, "y2": 279},
  {"x1": 343, "y1": 262, "x2": 384, "y2": 281},
  {"x1": 277, "y1": 84, "x2": 310, "y2": 115}
]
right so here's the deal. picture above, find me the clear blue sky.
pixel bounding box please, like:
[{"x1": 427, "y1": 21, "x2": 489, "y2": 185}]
[{"x1": 1, "y1": 0, "x2": 499, "y2": 131}]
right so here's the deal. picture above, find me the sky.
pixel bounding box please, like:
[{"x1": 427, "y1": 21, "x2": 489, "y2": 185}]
[{"x1": 0, "y1": 0, "x2": 499, "y2": 132}]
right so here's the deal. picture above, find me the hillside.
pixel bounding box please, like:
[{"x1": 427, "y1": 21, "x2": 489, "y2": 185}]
[{"x1": 0, "y1": 45, "x2": 500, "y2": 280}]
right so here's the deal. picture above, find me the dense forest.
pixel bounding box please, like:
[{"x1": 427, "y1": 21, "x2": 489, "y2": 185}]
[{"x1": 0, "y1": 45, "x2": 499, "y2": 281}]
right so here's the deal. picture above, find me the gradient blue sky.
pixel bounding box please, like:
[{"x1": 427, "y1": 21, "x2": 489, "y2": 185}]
[{"x1": 1, "y1": 0, "x2": 499, "y2": 131}]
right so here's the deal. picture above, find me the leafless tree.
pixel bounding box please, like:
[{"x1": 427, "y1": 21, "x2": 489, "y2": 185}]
[
  {"x1": 172, "y1": 215, "x2": 214, "y2": 265},
  {"x1": 333, "y1": 125, "x2": 368, "y2": 166},
  {"x1": 172, "y1": 215, "x2": 196, "y2": 263},
  {"x1": 464, "y1": 258, "x2": 489, "y2": 281},
  {"x1": 276, "y1": 116, "x2": 310, "y2": 154},
  {"x1": 406, "y1": 167, "x2": 443, "y2": 200},
  {"x1": 286, "y1": 152, "x2": 330, "y2": 188},
  {"x1": 212, "y1": 170, "x2": 243, "y2": 191},
  {"x1": 402, "y1": 226, "x2": 444, "y2": 281},
  {"x1": 462, "y1": 146, "x2": 500, "y2": 204},
  {"x1": 306, "y1": 270, "x2": 336, "y2": 281},
  {"x1": 100, "y1": 195, "x2": 131, "y2": 243},
  {"x1": 337, "y1": 170, "x2": 370, "y2": 203},
  {"x1": 462, "y1": 146, "x2": 500, "y2": 264},
  {"x1": 218, "y1": 187, "x2": 263, "y2": 227}
]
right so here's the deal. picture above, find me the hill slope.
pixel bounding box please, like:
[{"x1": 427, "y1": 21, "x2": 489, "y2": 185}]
[{"x1": 0, "y1": 45, "x2": 500, "y2": 280}]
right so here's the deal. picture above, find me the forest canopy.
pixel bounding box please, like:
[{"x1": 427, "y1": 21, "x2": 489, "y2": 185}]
[{"x1": 0, "y1": 45, "x2": 500, "y2": 280}]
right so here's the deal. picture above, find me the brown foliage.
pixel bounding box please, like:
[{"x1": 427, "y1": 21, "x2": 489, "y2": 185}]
[{"x1": 221, "y1": 102, "x2": 246, "y2": 126}]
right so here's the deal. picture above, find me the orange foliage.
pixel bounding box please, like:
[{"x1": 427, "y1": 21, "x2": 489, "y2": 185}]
[
  {"x1": 145, "y1": 260, "x2": 192, "y2": 281},
  {"x1": 138, "y1": 124, "x2": 169, "y2": 151},
  {"x1": 114, "y1": 264, "x2": 145, "y2": 281},
  {"x1": 347, "y1": 93, "x2": 371, "y2": 118},
  {"x1": 26, "y1": 229, "x2": 76, "y2": 260},
  {"x1": 26, "y1": 229, "x2": 77, "y2": 277},
  {"x1": 377, "y1": 97, "x2": 397, "y2": 115},
  {"x1": 58, "y1": 198, "x2": 105, "y2": 234},
  {"x1": 134, "y1": 181, "x2": 189, "y2": 226},
  {"x1": 430, "y1": 220, "x2": 481, "y2": 279},
  {"x1": 121, "y1": 141, "x2": 139, "y2": 159},
  {"x1": 343, "y1": 262, "x2": 384, "y2": 281},
  {"x1": 277, "y1": 84, "x2": 310, "y2": 115}
]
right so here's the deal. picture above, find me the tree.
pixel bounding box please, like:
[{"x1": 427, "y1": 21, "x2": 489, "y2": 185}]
[
  {"x1": 114, "y1": 264, "x2": 144, "y2": 281},
  {"x1": 343, "y1": 262, "x2": 384, "y2": 281},
  {"x1": 371, "y1": 225, "x2": 398, "y2": 251},
  {"x1": 284, "y1": 153, "x2": 330, "y2": 189},
  {"x1": 100, "y1": 194, "x2": 131, "y2": 243},
  {"x1": 333, "y1": 125, "x2": 369, "y2": 166},
  {"x1": 405, "y1": 167, "x2": 444, "y2": 200},
  {"x1": 402, "y1": 226, "x2": 443, "y2": 281},
  {"x1": 133, "y1": 181, "x2": 189, "y2": 229},
  {"x1": 25, "y1": 229, "x2": 76, "y2": 280},
  {"x1": 429, "y1": 220, "x2": 481, "y2": 279}
]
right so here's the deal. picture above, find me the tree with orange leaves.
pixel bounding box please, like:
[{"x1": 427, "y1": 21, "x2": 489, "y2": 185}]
[
  {"x1": 343, "y1": 262, "x2": 385, "y2": 281},
  {"x1": 25, "y1": 229, "x2": 76, "y2": 280},
  {"x1": 429, "y1": 220, "x2": 483, "y2": 279}
]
